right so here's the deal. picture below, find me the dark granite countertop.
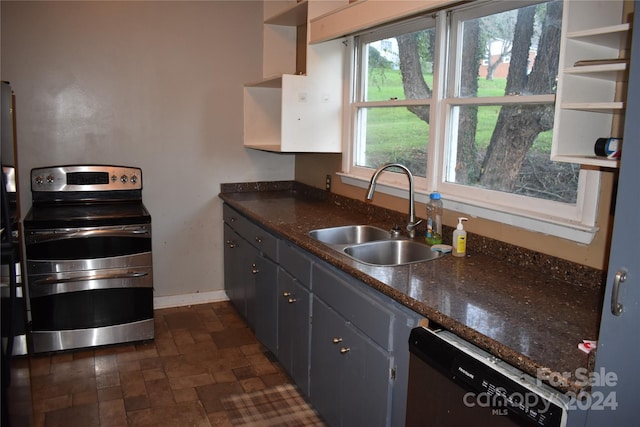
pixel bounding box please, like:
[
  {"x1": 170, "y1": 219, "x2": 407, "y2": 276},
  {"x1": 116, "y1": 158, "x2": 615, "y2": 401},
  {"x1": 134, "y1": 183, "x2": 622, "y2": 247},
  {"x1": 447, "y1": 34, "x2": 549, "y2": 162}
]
[{"x1": 219, "y1": 182, "x2": 605, "y2": 393}]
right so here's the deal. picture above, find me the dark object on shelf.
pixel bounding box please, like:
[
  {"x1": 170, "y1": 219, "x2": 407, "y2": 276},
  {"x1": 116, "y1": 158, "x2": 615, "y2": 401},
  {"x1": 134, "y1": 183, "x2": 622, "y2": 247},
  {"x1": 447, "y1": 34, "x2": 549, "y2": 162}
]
[{"x1": 594, "y1": 137, "x2": 622, "y2": 158}]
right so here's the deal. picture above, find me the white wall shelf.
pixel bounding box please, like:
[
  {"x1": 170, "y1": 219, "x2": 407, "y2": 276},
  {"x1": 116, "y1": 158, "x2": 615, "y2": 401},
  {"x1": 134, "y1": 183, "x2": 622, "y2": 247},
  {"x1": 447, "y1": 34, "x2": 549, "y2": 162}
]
[
  {"x1": 264, "y1": 0, "x2": 308, "y2": 26},
  {"x1": 243, "y1": 1, "x2": 347, "y2": 153},
  {"x1": 551, "y1": 0, "x2": 631, "y2": 167}
]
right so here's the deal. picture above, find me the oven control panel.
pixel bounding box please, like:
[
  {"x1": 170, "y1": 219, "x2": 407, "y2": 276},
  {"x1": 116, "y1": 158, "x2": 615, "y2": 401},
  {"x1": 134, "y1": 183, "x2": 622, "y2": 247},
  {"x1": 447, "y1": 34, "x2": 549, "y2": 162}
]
[{"x1": 31, "y1": 165, "x2": 143, "y2": 192}]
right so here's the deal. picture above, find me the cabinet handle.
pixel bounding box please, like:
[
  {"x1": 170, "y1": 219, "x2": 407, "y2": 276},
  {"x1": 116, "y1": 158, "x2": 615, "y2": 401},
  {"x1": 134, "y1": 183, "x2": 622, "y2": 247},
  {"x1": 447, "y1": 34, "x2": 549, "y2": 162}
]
[
  {"x1": 611, "y1": 269, "x2": 627, "y2": 316},
  {"x1": 339, "y1": 347, "x2": 350, "y2": 354},
  {"x1": 226, "y1": 240, "x2": 236, "y2": 248},
  {"x1": 251, "y1": 264, "x2": 259, "y2": 274},
  {"x1": 282, "y1": 292, "x2": 291, "y2": 297},
  {"x1": 288, "y1": 298, "x2": 297, "y2": 304},
  {"x1": 332, "y1": 337, "x2": 343, "y2": 344},
  {"x1": 255, "y1": 236, "x2": 262, "y2": 243}
]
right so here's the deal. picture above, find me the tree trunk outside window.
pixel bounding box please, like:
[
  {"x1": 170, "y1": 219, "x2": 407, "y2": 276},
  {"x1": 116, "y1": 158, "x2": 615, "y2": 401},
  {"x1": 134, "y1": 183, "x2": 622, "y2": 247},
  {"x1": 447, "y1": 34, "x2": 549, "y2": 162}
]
[
  {"x1": 479, "y1": 1, "x2": 561, "y2": 192},
  {"x1": 396, "y1": 1, "x2": 562, "y2": 192}
]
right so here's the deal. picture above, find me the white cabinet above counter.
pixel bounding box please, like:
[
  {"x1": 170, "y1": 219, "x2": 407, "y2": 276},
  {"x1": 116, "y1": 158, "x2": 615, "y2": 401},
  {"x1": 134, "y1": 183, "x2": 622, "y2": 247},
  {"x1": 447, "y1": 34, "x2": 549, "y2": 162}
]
[
  {"x1": 551, "y1": 0, "x2": 632, "y2": 168},
  {"x1": 243, "y1": 0, "x2": 347, "y2": 153},
  {"x1": 244, "y1": 39, "x2": 345, "y2": 153}
]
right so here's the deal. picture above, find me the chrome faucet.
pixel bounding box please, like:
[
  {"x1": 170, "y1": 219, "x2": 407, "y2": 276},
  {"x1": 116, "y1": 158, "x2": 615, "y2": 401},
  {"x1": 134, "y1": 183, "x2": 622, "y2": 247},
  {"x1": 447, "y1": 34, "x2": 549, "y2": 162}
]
[{"x1": 365, "y1": 163, "x2": 422, "y2": 238}]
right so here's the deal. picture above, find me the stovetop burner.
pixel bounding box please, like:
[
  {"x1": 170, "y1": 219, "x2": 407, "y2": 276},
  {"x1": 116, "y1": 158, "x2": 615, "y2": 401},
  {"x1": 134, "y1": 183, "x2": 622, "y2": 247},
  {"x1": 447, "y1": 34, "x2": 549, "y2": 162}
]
[
  {"x1": 24, "y1": 165, "x2": 150, "y2": 229},
  {"x1": 24, "y1": 201, "x2": 151, "y2": 229}
]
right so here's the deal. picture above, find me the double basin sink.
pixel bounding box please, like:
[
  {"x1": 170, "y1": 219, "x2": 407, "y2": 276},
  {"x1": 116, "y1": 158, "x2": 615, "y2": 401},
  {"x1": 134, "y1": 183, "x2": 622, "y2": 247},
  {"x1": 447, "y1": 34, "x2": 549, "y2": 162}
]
[{"x1": 308, "y1": 225, "x2": 444, "y2": 266}]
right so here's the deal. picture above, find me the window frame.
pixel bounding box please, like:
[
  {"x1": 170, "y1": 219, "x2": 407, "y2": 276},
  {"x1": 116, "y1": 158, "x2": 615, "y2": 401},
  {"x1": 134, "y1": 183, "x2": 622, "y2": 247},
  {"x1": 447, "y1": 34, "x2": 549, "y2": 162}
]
[{"x1": 339, "y1": 0, "x2": 601, "y2": 244}]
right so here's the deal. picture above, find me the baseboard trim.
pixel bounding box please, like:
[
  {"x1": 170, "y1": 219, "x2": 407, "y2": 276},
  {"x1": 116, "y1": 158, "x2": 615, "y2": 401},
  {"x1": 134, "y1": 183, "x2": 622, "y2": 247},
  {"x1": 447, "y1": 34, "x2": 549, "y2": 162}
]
[{"x1": 154, "y1": 290, "x2": 229, "y2": 310}]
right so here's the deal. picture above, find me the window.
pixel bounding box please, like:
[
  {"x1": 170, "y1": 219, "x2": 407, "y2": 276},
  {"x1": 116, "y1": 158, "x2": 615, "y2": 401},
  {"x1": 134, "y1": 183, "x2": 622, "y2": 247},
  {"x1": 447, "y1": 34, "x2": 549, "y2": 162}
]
[
  {"x1": 343, "y1": 0, "x2": 599, "y2": 243},
  {"x1": 352, "y1": 18, "x2": 437, "y2": 178}
]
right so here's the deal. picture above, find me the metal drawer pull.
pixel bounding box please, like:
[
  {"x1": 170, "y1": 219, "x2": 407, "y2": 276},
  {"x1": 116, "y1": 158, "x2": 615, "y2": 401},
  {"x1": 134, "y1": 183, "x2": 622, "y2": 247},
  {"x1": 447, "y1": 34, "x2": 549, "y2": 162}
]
[
  {"x1": 332, "y1": 337, "x2": 343, "y2": 344},
  {"x1": 27, "y1": 227, "x2": 150, "y2": 243},
  {"x1": 255, "y1": 236, "x2": 262, "y2": 243},
  {"x1": 288, "y1": 298, "x2": 297, "y2": 304},
  {"x1": 33, "y1": 271, "x2": 148, "y2": 285},
  {"x1": 611, "y1": 270, "x2": 627, "y2": 316},
  {"x1": 226, "y1": 240, "x2": 236, "y2": 248},
  {"x1": 282, "y1": 292, "x2": 291, "y2": 297},
  {"x1": 251, "y1": 264, "x2": 259, "y2": 274},
  {"x1": 340, "y1": 347, "x2": 350, "y2": 354}
]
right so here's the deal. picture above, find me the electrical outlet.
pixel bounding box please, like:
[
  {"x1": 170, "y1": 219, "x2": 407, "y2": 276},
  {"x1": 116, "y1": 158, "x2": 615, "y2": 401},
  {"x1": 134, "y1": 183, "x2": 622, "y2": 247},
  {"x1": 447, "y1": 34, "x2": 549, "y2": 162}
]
[{"x1": 325, "y1": 174, "x2": 331, "y2": 192}]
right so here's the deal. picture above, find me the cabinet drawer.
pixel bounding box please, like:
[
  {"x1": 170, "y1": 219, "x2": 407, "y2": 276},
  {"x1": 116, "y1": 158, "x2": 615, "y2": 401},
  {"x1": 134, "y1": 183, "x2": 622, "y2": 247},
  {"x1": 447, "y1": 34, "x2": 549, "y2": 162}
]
[
  {"x1": 223, "y1": 204, "x2": 245, "y2": 226},
  {"x1": 242, "y1": 219, "x2": 278, "y2": 261},
  {"x1": 312, "y1": 263, "x2": 393, "y2": 350},
  {"x1": 279, "y1": 242, "x2": 312, "y2": 289},
  {"x1": 223, "y1": 204, "x2": 278, "y2": 261}
]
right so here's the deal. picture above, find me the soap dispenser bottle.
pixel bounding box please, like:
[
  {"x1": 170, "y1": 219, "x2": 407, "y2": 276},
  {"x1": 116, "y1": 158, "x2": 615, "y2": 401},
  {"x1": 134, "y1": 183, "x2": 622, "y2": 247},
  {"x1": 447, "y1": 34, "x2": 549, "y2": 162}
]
[{"x1": 452, "y1": 217, "x2": 468, "y2": 257}]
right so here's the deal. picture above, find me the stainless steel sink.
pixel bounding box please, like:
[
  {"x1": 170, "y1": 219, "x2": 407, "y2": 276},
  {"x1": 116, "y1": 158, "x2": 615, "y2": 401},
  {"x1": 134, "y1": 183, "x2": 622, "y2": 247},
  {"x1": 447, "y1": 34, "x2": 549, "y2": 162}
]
[
  {"x1": 309, "y1": 224, "x2": 445, "y2": 266},
  {"x1": 308, "y1": 225, "x2": 391, "y2": 246},
  {"x1": 343, "y1": 240, "x2": 444, "y2": 266}
]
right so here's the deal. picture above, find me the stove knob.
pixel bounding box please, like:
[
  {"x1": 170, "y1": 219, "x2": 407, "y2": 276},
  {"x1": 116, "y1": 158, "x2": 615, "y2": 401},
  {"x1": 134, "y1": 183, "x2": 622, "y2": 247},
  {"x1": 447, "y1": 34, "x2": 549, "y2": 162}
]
[
  {"x1": 130, "y1": 175, "x2": 138, "y2": 184},
  {"x1": 46, "y1": 175, "x2": 55, "y2": 183},
  {"x1": 120, "y1": 175, "x2": 128, "y2": 184},
  {"x1": 35, "y1": 176, "x2": 44, "y2": 185},
  {"x1": 111, "y1": 174, "x2": 118, "y2": 182}
]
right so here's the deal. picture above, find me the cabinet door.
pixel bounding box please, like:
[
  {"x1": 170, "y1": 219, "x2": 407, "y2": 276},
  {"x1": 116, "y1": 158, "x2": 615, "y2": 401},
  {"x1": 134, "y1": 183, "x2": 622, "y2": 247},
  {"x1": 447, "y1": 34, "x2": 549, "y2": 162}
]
[
  {"x1": 277, "y1": 268, "x2": 311, "y2": 394},
  {"x1": 310, "y1": 296, "x2": 392, "y2": 427},
  {"x1": 586, "y1": 6, "x2": 640, "y2": 426},
  {"x1": 254, "y1": 255, "x2": 278, "y2": 354},
  {"x1": 223, "y1": 224, "x2": 252, "y2": 316}
]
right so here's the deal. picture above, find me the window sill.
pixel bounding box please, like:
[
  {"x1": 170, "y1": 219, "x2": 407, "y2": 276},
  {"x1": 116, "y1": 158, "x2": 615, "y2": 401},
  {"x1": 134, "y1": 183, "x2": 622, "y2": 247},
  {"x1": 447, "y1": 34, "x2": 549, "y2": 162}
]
[{"x1": 337, "y1": 172, "x2": 598, "y2": 245}]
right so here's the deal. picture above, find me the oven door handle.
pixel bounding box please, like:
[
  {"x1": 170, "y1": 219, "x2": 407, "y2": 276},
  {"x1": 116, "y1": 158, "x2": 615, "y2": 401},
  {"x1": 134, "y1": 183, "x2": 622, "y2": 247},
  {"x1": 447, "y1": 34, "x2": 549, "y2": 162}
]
[
  {"x1": 29, "y1": 269, "x2": 152, "y2": 297},
  {"x1": 32, "y1": 271, "x2": 148, "y2": 285},
  {"x1": 27, "y1": 227, "x2": 150, "y2": 243}
]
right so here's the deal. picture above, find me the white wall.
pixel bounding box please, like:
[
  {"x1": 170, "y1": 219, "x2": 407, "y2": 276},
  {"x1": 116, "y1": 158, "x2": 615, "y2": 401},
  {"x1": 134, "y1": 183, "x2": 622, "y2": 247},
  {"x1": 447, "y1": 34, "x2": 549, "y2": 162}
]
[{"x1": 1, "y1": 1, "x2": 295, "y2": 301}]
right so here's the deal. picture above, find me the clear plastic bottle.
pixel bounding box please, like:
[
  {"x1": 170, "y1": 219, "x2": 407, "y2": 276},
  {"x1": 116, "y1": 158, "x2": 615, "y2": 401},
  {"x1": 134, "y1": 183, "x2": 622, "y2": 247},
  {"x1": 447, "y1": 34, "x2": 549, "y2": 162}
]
[{"x1": 425, "y1": 192, "x2": 443, "y2": 245}]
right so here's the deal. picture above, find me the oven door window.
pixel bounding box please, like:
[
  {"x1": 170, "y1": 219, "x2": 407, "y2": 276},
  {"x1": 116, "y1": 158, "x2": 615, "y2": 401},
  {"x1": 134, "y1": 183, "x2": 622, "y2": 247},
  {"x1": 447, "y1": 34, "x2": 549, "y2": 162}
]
[
  {"x1": 30, "y1": 287, "x2": 153, "y2": 330},
  {"x1": 26, "y1": 226, "x2": 151, "y2": 260}
]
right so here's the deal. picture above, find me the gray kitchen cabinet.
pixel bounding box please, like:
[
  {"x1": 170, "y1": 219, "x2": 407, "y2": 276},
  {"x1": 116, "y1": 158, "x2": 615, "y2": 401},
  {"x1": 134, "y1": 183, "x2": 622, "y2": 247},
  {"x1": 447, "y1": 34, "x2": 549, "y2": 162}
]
[
  {"x1": 277, "y1": 241, "x2": 313, "y2": 395},
  {"x1": 310, "y1": 262, "x2": 397, "y2": 426},
  {"x1": 585, "y1": 4, "x2": 640, "y2": 425},
  {"x1": 277, "y1": 267, "x2": 311, "y2": 394},
  {"x1": 222, "y1": 203, "x2": 422, "y2": 426},
  {"x1": 223, "y1": 205, "x2": 279, "y2": 353},
  {"x1": 223, "y1": 224, "x2": 251, "y2": 316},
  {"x1": 310, "y1": 295, "x2": 392, "y2": 427},
  {"x1": 253, "y1": 255, "x2": 278, "y2": 353}
]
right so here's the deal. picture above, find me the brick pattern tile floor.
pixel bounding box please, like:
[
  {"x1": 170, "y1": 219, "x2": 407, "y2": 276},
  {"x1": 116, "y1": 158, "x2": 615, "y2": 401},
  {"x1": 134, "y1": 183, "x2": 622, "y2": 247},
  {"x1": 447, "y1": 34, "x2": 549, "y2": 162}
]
[{"x1": 23, "y1": 301, "x2": 298, "y2": 426}]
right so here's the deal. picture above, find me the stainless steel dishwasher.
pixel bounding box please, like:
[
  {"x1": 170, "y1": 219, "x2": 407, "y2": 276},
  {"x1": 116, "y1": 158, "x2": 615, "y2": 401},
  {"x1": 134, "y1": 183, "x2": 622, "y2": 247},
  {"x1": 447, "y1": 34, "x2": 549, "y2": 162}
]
[{"x1": 406, "y1": 327, "x2": 568, "y2": 427}]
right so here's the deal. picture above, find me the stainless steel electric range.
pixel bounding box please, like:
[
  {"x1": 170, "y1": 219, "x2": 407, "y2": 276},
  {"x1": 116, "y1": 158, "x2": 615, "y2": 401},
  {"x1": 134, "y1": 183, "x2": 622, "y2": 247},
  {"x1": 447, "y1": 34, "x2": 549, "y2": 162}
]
[{"x1": 23, "y1": 165, "x2": 154, "y2": 353}]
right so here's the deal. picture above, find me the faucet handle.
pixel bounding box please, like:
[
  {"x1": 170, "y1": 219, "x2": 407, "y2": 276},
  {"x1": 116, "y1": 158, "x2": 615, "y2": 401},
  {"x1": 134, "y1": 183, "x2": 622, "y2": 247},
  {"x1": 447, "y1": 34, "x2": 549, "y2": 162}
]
[
  {"x1": 390, "y1": 225, "x2": 402, "y2": 238},
  {"x1": 406, "y1": 219, "x2": 423, "y2": 238}
]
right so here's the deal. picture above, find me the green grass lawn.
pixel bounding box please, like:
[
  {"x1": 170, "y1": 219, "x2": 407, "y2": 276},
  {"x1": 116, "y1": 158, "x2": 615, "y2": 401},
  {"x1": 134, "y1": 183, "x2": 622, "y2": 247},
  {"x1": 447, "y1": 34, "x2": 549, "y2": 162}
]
[{"x1": 364, "y1": 69, "x2": 552, "y2": 155}]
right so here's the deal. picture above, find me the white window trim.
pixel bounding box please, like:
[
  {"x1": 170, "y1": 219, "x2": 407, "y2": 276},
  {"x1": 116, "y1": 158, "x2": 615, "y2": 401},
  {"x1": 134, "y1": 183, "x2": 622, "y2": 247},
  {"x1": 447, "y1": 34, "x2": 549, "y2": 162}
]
[
  {"x1": 337, "y1": 171, "x2": 599, "y2": 244},
  {"x1": 339, "y1": 2, "x2": 601, "y2": 245}
]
